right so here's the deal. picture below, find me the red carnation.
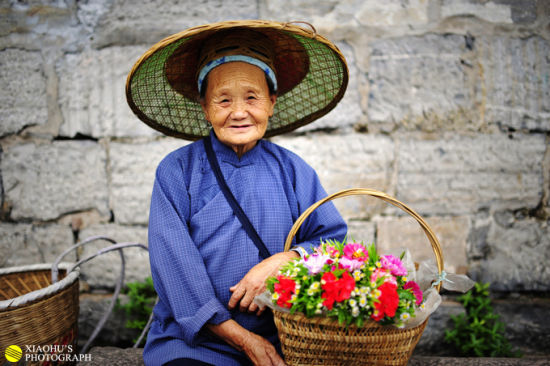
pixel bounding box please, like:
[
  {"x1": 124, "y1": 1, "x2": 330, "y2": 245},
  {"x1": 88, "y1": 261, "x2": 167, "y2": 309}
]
[
  {"x1": 371, "y1": 282, "x2": 399, "y2": 321},
  {"x1": 321, "y1": 271, "x2": 356, "y2": 310},
  {"x1": 274, "y1": 275, "x2": 296, "y2": 309}
]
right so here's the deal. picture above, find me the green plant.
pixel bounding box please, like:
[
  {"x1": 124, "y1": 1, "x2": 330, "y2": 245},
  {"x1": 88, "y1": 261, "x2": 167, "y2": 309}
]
[
  {"x1": 117, "y1": 276, "x2": 157, "y2": 345},
  {"x1": 444, "y1": 282, "x2": 521, "y2": 357}
]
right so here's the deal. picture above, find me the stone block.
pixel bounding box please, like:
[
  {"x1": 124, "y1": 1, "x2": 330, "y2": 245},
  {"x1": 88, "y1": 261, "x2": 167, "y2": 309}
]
[
  {"x1": 367, "y1": 34, "x2": 476, "y2": 130},
  {"x1": 0, "y1": 223, "x2": 74, "y2": 268},
  {"x1": 90, "y1": 0, "x2": 258, "y2": 48},
  {"x1": 346, "y1": 220, "x2": 375, "y2": 244},
  {"x1": 376, "y1": 216, "x2": 470, "y2": 274},
  {"x1": 272, "y1": 133, "x2": 395, "y2": 219},
  {"x1": 78, "y1": 224, "x2": 150, "y2": 288},
  {"x1": 441, "y1": 0, "x2": 513, "y2": 23},
  {"x1": 109, "y1": 138, "x2": 186, "y2": 225},
  {"x1": 414, "y1": 299, "x2": 465, "y2": 355},
  {"x1": 470, "y1": 217, "x2": 550, "y2": 291},
  {"x1": 442, "y1": 0, "x2": 538, "y2": 24},
  {"x1": 0, "y1": 3, "x2": 87, "y2": 53},
  {"x1": 262, "y1": 0, "x2": 429, "y2": 30},
  {"x1": 492, "y1": 297, "x2": 550, "y2": 355},
  {"x1": 294, "y1": 42, "x2": 363, "y2": 133},
  {"x1": 0, "y1": 223, "x2": 33, "y2": 268},
  {"x1": 0, "y1": 49, "x2": 47, "y2": 136},
  {"x1": 478, "y1": 36, "x2": 550, "y2": 132},
  {"x1": 396, "y1": 134, "x2": 546, "y2": 215},
  {"x1": 57, "y1": 46, "x2": 159, "y2": 138},
  {"x1": 29, "y1": 224, "x2": 75, "y2": 263},
  {"x1": 78, "y1": 294, "x2": 142, "y2": 350},
  {"x1": 1, "y1": 141, "x2": 109, "y2": 220},
  {"x1": 497, "y1": 0, "x2": 539, "y2": 24}
]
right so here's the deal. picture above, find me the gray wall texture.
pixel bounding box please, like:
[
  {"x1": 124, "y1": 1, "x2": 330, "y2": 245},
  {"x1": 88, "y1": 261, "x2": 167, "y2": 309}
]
[{"x1": 1, "y1": 1, "x2": 549, "y2": 297}]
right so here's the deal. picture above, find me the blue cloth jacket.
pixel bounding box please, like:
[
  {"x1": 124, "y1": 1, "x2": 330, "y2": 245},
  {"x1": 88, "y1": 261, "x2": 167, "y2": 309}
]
[{"x1": 144, "y1": 132, "x2": 347, "y2": 365}]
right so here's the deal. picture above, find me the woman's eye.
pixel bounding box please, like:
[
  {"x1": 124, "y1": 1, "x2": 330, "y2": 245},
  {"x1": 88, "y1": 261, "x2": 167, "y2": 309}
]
[{"x1": 247, "y1": 95, "x2": 257, "y2": 100}]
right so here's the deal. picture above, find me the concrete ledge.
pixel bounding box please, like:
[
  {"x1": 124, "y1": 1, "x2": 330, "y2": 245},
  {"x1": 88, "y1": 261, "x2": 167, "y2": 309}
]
[
  {"x1": 78, "y1": 347, "x2": 550, "y2": 365},
  {"x1": 408, "y1": 356, "x2": 550, "y2": 365},
  {"x1": 79, "y1": 347, "x2": 145, "y2": 365}
]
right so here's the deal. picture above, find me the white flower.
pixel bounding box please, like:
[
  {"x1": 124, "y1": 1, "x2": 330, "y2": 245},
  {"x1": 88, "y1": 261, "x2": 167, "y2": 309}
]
[{"x1": 352, "y1": 307, "x2": 360, "y2": 317}]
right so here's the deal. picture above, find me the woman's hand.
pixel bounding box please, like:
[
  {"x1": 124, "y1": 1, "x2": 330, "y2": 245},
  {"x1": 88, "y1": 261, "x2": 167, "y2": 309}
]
[
  {"x1": 207, "y1": 319, "x2": 286, "y2": 366},
  {"x1": 229, "y1": 251, "x2": 299, "y2": 314},
  {"x1": 241, "y1": 330, "x2": 286, "y2": 366}
]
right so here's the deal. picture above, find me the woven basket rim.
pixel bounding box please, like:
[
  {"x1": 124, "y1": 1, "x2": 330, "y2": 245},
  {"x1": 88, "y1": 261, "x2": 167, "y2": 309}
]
[
  {"x1": 274, "y1": 308, "x2": 428, "y2": 330},
  {"x1": 0, "y1": 262, "x2": 79, "y2": 310}
]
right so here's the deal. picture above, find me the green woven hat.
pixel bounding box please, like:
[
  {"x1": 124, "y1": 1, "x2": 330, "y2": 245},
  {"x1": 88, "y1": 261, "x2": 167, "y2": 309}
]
[{"x1": 126, "y1": 20, "x2": 349, "y2": 140}]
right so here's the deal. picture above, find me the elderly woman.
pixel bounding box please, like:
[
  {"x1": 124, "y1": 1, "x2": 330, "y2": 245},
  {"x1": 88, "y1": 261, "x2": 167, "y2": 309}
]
[{"x1": 126, "y1": 21, "x2": 349, "y2": 366}]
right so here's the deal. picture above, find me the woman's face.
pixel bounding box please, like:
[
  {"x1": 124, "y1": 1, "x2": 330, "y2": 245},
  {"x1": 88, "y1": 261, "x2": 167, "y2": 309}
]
[{"x1": 201, "y1": 62, "x2": 277, "y2": 157}]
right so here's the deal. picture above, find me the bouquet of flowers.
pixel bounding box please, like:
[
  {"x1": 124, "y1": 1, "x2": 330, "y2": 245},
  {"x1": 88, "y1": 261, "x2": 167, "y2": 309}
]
[{"x1": 266, "y1": 239, "x2": 424, "y2": 328}]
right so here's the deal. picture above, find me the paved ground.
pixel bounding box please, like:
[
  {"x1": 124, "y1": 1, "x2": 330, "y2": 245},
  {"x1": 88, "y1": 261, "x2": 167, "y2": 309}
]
[{"x1": 78, "y1": 347, "x2": 550, "y2": 365}]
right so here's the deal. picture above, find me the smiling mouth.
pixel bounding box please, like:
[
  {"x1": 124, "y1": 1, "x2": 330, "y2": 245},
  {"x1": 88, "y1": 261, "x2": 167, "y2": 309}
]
[{"x1": 229, "y1": 124, "x2": 253, "y2": 129}]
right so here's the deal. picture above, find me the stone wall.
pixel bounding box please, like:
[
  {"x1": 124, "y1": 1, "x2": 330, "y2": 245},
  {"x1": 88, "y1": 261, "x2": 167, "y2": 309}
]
[{"x1": 1, "y1": 0, "x2": 549, "y2": 339}]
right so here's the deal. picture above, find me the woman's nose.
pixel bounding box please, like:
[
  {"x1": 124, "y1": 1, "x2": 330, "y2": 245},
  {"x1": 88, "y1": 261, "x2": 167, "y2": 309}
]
[{"x1": 230, "y1": 100, "x2": 248, "y2": 119}]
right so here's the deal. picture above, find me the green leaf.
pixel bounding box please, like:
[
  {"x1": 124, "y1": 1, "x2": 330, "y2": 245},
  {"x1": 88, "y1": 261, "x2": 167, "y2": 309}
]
[{"x1": 443, "y1": 282, "x2": 520, "y2": 358}]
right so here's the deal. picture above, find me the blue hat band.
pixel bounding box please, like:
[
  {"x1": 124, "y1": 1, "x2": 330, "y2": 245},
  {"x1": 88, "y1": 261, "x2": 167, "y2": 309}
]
[{"x1": 197, "y1": 55, "x2": 278, "y2": 95}]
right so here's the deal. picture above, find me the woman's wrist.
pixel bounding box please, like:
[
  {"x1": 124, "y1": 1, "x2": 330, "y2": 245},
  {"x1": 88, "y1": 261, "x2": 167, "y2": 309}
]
[{"x1": 206, "y1": 319, "x2": 250, "y2": 351}]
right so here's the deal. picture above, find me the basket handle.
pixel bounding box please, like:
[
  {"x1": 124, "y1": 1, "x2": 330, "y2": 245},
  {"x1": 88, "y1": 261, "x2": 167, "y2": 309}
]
[
  {"x1": 284, "y1": 188, "x2": 444, "y2": 290},
  {"x1": 51, "y1": 236, "x2": 154, "y2": 352}
]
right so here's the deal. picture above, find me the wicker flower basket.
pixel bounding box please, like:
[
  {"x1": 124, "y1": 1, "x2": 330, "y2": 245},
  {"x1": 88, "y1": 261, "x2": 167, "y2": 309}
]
[
  {"x1": 273, "y1": 188, "x2": 444, "y2": 366},
  {"x1": 0, "y1": 263, "x2": 79, "y2": 365}
]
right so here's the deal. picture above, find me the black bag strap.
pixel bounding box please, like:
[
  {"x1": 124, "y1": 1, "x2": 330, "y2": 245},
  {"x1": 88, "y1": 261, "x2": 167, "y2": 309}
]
[{"x1": 203, "y1": 136, "x2": 271, "y2": 259}]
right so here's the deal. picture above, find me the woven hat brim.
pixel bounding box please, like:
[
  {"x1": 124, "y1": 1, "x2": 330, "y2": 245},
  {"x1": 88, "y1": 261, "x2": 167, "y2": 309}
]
[{"x1": 126, "y1": 20, "x2": 349, "y2": 140}]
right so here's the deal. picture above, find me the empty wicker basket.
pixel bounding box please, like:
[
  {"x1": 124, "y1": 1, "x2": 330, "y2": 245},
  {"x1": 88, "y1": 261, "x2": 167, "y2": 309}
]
[
  {"x1": 0, "y1": 263, "x2": 79, "y2": 365},
  {"x1": 274, "y1": 188, "x2": 444, "y2": 366}
]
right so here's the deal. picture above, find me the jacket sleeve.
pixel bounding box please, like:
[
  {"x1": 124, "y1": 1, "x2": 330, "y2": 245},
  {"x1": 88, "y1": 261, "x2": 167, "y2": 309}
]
[
  {"x1": 291, "y1": 159, "x2": 348, "y2": 255},
  {"x1": 148, "y1": 159, "x2": 231, "y2": 346}
]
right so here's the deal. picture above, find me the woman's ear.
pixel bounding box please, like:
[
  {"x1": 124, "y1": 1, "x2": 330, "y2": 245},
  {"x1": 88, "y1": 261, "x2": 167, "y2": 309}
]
[
  {"x1": 268, "y1": 94, "x2": 277, "y2": 117},
  {"x1": 200, "y1": 99, "x2": 210, "y2": 123}
]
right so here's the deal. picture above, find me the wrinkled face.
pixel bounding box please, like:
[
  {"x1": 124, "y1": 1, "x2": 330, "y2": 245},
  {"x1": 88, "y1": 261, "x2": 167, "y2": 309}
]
[{"x1": 200, "y1": 62, "x2": 277, "y2": 157}]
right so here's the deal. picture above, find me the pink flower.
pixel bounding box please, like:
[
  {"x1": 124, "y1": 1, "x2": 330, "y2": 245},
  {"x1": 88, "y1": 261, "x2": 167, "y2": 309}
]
[
  {"x1": 324, "y1": 244, "x2": 340, "y2": 258},
  {"x1": 380, "y1": 255, "x2": 407, "y2": 276},
  {"x1": 303, "y1": 253, "x2": 331, "y2": 275},
  {"x1": 343, "y1": 243, "x2": 369, "y2": 261},
  {"x1": 339, "y1": 256, "x2": 365, "y2": 271},
  {"x1": 404, "y1": 281, "x2": 423, "y2": 306},
  {"x1": 371, "y1": 268, "x2": 397, "y2": 286}
]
